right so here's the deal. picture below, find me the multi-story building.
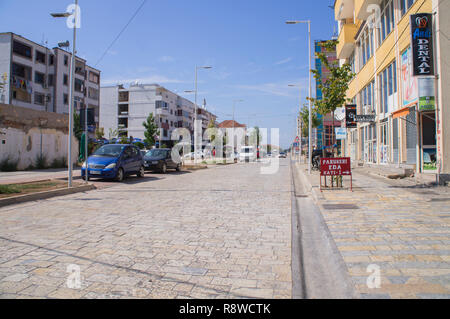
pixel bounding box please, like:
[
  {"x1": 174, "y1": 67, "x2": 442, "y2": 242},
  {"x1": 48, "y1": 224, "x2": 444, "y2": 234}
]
[
  {"x1": 99, "y1": 83, "x2": 217, "y2": 147},
  {"x1": 334, "y1": 0, "x2": 449, "y2": 182},
  {"x1": 0, "y1": 32, "x2": 101, "y2": 134}
]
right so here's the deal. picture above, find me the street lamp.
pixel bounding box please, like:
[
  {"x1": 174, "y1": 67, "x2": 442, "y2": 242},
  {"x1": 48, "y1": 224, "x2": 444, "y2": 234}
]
[
  {"x1": 51, "y1": 1, "x2": 78, "y2": 187},
  {"x1": 286, "y1": 19, "x2": 312, "y2": 174},
  {"x1": 288, "y1": 84, "x2": 303, "y2": 163},
  {"x1": 188, "y1": 66, "x2": 212, "y2": 164}
]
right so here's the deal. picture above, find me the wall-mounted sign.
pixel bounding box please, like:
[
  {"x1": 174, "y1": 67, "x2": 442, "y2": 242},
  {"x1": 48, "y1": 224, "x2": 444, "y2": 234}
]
[
  {"x1": 402, "y1": 48, "x2": 418, "y2": 106},
  {"x1": 410, "y1": 13, "x2": 434, "y2": 76},
  {"x1": 355, "y1": 115, "x2": 376, "y2": 123},
  {"x1": 345, "y1": 104, "x2": 357, "y2": 128},
  {"x1": 335, "y1": 128, "x2": 347, "y2": 140},
  {"x1": 418, "y1": 77, "x2": 435, "y2": 111}
]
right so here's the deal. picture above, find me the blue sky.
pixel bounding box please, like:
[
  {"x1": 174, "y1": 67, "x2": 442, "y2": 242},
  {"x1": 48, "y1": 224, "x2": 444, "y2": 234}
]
[{"x1": 0, "y1": 0, "x2": 336, "y2": 148}]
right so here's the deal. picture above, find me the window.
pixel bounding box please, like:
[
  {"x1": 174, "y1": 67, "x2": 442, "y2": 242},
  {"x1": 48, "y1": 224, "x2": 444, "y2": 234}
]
[
  {"x1": 49, "y1": 55, "x2": 54, "y2": 66},
  {"x1": 74, "y1": 79, "x2": 84, "y2": 93},
  {"x1": 379, "y1": 0, "x2": 395, "y2": 45},
  {"x1": 63, "y1": 74, "x2": 68, "y2": 86},
  {"x1": 400, "y1": 0, "x2": 416, "y2": 16},
  {"x1": 35, "y1": 72, "x2": 45, "y2": 85},
  {"x1": 64, "y1": 94, "x2": 69, "y2": 105},
  {"x1": 64, "y1": 55, "x2": 69, "y2": 66},
  {"x1": 89, "y1": 72, "x2": 99, "y2": 84},
  {"x1": 34, "y1": 92, "x2": 45, "y2": 105},
  {"x1": 88, "y1": 87, "x2": 99, "y2": 100},
  {"x1": 12, "y1": 63, "x2": 32, "y2": 80},
  {"x1": 13, "y1": 40, "x2": 32, "y2": 59},
  {"x1": 378, "y1": 60, "x2": 397, "y2": 115},
  {"x1": 48, "y1": 74, "x2": 54, "y2": 87},
  {"x1": 36, "y1": 51, "x2": 46, "y2": 64},
  {"x1": 359, "y1": 26, "x2": 373, "y2": 67}
]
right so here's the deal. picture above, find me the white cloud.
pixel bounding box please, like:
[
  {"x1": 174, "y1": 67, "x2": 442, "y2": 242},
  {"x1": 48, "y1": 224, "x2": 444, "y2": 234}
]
[
  {"x1": 158, "y1": 56, "x2": 175, "y2": 63},
  {"x1": 274, "y1": 57, "x2": 293, "y2": 65},
  {"x1": 102, "y1": 75, "x2": 187, "y2": 86},
  {"x1": 234, "y1": 78, "x2": 309, "y2": 98}
]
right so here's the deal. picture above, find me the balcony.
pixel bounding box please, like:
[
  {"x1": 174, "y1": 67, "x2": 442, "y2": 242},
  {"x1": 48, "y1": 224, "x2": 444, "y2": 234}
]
[
  {"x1": 355, "y1": 0, "x2": 382, "y2": 21},
  {"x1": 337, "y1": 22, "x2": 358, "y2": 59},
  {"x1": 156, "y1": 107, "x2": 170, "y2": 117},
  {"x1": 335, "y1": 0, "x2": 355, "y2": 20}
]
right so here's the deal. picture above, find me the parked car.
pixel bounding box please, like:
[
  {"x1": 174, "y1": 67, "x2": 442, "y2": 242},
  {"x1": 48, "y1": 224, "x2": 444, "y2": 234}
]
[
  {"x1": 81, "y1": 144, "x2": 145, "y2": 182},
  {"x1": 143, "y1": 148, "x2": 181, "y2": 173},
  {"x1": 278, "y1": 152, "x2": 287, "y2": 158},
  {"x1": 240, "y1": 146, "x2": 257, "y2": 162}
]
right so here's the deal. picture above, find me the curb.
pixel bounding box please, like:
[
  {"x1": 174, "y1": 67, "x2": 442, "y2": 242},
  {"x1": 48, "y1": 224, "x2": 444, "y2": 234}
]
[
  {"x1": 294, "y1": 163, "x2": 324, "y2": 202},
  {"x1": 0, "y1": 184, "x2": 96, "y2": 208}
]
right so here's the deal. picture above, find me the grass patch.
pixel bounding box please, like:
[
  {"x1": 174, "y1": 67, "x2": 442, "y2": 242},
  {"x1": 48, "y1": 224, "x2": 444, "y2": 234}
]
[{"x1": 0, "y1": 185, "x2": 21, "y2": 194}]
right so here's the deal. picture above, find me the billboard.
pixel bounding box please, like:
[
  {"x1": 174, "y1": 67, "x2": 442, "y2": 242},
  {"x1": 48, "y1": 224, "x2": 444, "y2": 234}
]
[{"x1": 401, "y1": 48, "x2": 418, "y2": 106}]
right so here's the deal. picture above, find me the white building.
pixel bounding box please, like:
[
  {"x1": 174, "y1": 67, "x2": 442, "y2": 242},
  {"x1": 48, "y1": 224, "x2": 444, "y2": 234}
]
[
  {"x1": 100, "y1": 83, "x2": 217, "y2": 147},
  {"x1": 0, "y1": 32, "x2": 100, "y2": 134}
]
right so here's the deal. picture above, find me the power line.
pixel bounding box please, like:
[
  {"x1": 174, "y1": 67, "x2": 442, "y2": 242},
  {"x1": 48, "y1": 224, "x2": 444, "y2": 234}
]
[{"x1": 94, "y1": 0, "x2": 148, "y2": 67}]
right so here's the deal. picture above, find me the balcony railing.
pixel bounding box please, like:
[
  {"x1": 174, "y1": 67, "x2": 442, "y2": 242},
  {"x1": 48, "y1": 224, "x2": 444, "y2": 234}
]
[{"x1": 337, "y1": 22, "x2": 358, "y2": 59}]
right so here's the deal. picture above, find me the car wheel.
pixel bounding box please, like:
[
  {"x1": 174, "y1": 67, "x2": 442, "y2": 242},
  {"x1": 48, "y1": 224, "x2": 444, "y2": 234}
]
[
  {"x1": 137, "y1": 166, "x2": 145, "y2": 177},
  {"x1": 161, "y1": 163, "x2": 167, "y2": 174},
  {"x1": 116, "y1": 168, "x2": 125, "y2": 182},
  {"x1": 176, "y1": 163, "x2": 181, "y2": 172}
]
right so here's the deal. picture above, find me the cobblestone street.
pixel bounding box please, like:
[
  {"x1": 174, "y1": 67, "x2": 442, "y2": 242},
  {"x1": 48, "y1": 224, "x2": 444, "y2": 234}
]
[{"x1": 0, "y1": 161, "x2": 292, "y2": 299}]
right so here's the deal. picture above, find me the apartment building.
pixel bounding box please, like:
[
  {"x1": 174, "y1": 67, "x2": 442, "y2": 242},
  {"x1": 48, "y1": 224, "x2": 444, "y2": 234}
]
[
  {"x1": 334, "y1": 0, "x2": 449, "y2": 181},
  {"x1": 99, "y1": 83, "x2": 217, "y2": 147},
  {"x1": 0, "y1": 32, "x2": 101, "y2": 134}
]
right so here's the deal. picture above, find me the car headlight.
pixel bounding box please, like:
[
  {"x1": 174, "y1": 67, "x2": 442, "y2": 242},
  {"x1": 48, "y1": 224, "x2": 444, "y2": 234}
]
[
  {"x1": 82, "y1": 162, "x2": 86, "y2": 168},
  {"x1": 105, "y1": 163, "x2": 116, "y2": 169}
]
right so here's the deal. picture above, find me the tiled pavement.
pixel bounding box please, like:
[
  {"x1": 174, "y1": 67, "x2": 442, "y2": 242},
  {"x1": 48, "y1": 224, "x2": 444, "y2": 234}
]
[
  {"x1": 298, "y1": 163, "x2": 450, "y2": 299},
  {"x1": 0, "y1": 161, "x2": 292, "y2": 299}
]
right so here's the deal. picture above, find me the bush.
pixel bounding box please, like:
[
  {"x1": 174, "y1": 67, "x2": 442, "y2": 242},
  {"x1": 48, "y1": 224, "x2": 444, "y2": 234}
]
[
  {"x1": 134, "y1": 142, "x2": 145, "y2": 150},
  {"x1": 34, "y1": 154, "x2": 48, "y2": 170},
  {"x1": 0, "y1": 157, "x2": 18, "y2": 172},
  {"x1": 0, "y1": 185, "x2": 20, "y2": 194},
  {"x1": 51, "y1": 157, "x2": 67, "y2": 169}
]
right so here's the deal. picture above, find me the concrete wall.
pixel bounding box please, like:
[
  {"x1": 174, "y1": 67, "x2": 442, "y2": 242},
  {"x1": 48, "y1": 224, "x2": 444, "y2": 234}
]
[
  {"x1": 0, "y1": 33, "x2": 11, "y2": 105},
  {"x1": 99, "y1": 86, "x2": 118, "y2": 139},
  {"x1": 0, "y1": 103, "x2": 78, "y2": 170}
]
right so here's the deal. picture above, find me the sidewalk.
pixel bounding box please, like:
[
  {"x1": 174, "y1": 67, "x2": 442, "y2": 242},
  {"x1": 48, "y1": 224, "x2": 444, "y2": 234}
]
[
  {"x1": 0, "y1": 168, "x2": 82, "y2": 185},
  {"x1": 296, "y1": 162, "x2": 450, "y2": 299}
]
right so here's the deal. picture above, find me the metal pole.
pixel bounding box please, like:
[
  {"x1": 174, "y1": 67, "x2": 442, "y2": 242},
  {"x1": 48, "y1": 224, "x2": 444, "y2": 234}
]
[
  {"x1": 194, "y1": 67, "x2": 198, "y2": 165},
  {"x1": 84, "y1": 104, "x2": 88, "y2": 183},
  {"x1": 67, "y1": 0, "x2": 78, "y2": 188},
  {"x1": 298, "y1": 86, "x2": 302, "y2": 163},
  {"x1": 308, "y1": 20, "x2": 312, "y2": 175}
]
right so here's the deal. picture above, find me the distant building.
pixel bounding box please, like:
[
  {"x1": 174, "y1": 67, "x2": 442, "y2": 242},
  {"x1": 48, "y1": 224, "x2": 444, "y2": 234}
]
[
  {"x1": 314, "y1": 39, "x2": 339, "y2": 148},
  {"x1": 100, "y1": 83, "x2": 217, "y2": 147},
  {"x1": 0, "y1": 32, "x2": 100, "y2": 135},
  {"x1": 217, "y1": 120, "x2": 247, "y2": 129}
]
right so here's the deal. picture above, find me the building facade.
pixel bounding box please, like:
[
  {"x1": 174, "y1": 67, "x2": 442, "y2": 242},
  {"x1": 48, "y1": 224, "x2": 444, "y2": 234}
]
[
  {"x1": 334, "y1": 0, "x2": 448, "y2": 181},
  {"x1": 0, "y1": 32, "x2": 101, "y2": 135},
  {"x1": 99, "y1": 83, "x2": 217, "y2": 147}
]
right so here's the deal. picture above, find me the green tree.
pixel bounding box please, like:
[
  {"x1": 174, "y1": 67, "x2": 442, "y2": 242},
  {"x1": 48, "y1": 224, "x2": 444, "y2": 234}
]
[
  {"x1": 300, "y1": 106, "x2": 322, "y2": 138},
  {"x1": 95, "y1": 127, "x2": 105, "y2": 140},
  {"x1": 142, "y1": 113, "x2": 159, "y2": 147},
  {"x1": 249, "y1": 126, "x2": 262, "y2": 147},
  {"x1": 73, "y1": 111, "x2": 83, "y2": 142},
  {"x1": 108, "y1": 128, "x2": 118, "y2": 140},
  {"x1": 308, "y1": 40, "x2": 354, "y2": 145},
  {"x1": 207, "y1": 120, "x2": 217, "y2": 143}
]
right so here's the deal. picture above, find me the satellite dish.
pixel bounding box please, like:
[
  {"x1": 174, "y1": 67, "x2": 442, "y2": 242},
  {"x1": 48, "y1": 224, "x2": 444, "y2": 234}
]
[{"x1": 335, "y1": 106, "x2": 346, "y2": 121}]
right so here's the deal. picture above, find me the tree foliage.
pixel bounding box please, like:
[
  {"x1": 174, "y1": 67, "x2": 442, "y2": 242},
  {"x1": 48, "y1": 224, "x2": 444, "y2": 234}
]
[
  {"x1": 300, "y1": 106, "x2": 322, "y2": 137},
  {"x1": 308, "y1": 40, "x2": 354, "y2": 116},
  {"x1": 73, "y1": 111, "x2": 83, "y2": 142},
  {"x1": 142, "y1": 113, "x2": 159, "y2": 147}
]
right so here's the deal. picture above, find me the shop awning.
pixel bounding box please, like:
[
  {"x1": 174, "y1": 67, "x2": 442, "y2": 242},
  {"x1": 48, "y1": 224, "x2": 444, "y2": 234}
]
[{"x1": 392, "y1": 106, "x2": 411, "y2": 119}]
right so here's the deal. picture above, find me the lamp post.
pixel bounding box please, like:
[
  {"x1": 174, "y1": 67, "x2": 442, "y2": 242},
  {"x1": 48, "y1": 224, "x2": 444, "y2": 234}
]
[
  {"x1": 286, "y1": 20, "x2": 312, "y2": 174},
  {"x1": 51, "y1": 0, "x2": 78, "y2": 187},
  {"x1": 185, "y1": 66, "x2": 212, "y2": 165},
  {"x1": 288, "y1": 84, "x2": 303, "y2": 163}
]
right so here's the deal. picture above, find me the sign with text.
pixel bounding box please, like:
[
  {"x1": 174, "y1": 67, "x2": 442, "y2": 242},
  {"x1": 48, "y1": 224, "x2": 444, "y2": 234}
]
[
  {"x1": 418, "y1": 77, "x2": 435, "y2": 111},
  {"x1": 335, "y1": 128, "x2": 347, "y2": 140},
  {"x1": 410, "y1": 13, "x2": 434, "y2": 76},
  {"x1": 345, "y1": 104, "x2": 357, "y2": 128},
  {"x1": 355, "y1": 115, "x2": 376, "y2": 123},
  {"x1": 320, "y1": 157, "x2": 351, "y2": 176}
]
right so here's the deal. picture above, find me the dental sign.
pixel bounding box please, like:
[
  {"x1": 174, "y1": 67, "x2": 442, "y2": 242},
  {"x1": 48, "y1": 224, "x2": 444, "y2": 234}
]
[{"x1": 410, "y1": 13, "x2": 434, "y2": 76}]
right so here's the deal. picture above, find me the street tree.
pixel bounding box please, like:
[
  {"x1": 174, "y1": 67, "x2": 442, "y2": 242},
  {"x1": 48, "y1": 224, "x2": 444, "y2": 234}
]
[
  {"x1": 308, "y1": 40, "x2": 354, "y2": 145},
  {"x1": 142, "y1": 113, "x2": 159, "y2": 147},
  {"x1": 300, "y1": 106, "x2": 322, "y2": 138}
]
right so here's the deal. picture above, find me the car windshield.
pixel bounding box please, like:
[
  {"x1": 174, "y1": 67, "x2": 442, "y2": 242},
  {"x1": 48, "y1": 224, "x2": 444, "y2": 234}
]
[
  {"x1": 146, "y1": 149, "x2": 167, "y2": 157},
  {"x1": 93, "y1": 145, "x2": 125, "y2": 157}
]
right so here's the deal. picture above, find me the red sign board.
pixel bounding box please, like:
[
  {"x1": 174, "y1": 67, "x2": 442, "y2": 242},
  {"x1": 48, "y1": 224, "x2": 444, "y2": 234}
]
[{"x1": 320, "y1": 157, "x2": 351, "y2": 176}]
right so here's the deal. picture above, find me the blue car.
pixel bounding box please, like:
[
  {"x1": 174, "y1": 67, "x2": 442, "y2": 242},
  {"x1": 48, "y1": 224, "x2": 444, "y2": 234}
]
[{"x1": 81, "y1": 144, "x2": 145, "y2": 182}]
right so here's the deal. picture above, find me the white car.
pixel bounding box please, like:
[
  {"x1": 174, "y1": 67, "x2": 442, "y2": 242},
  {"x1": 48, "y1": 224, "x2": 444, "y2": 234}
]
[{"x1": 239, "y1": 146, "x2": 257, "y2": 162}]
